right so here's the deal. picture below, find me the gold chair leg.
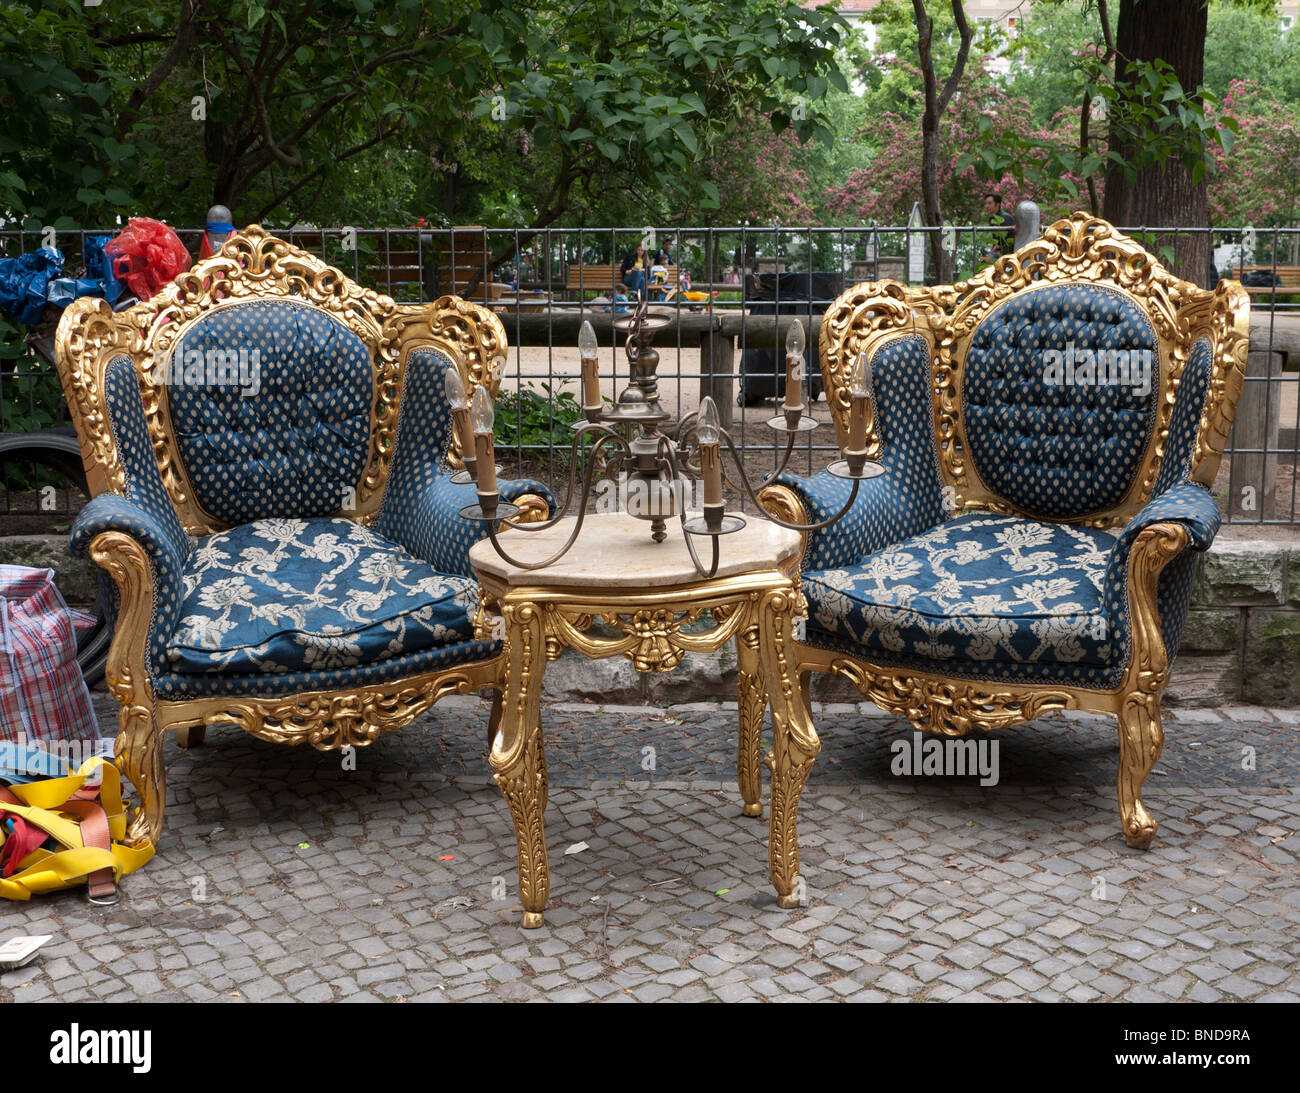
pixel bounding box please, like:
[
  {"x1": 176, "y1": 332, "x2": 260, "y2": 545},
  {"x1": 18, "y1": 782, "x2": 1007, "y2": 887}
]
[
  {"x1": 90, "y1": 532, "x2": 164, "y2": 846},
  {"x1": 489, "y1": 602, "x2": 549, "y2": 929},
  {"x1": 758, "y1": 587, "x2": 820, "y2": 910},
  {"x1": 487, "y1": 689, "x2": 503, "y2": 750},
  {"x1": 736, "y1": 624, "x2": 766, "y2": 818},
  {"x1": 1117, "y1": 693, "x2": 1164, "y2": 849},
  {"x1": 174, "y1": 725, "x2": 206, "y2": 749}
]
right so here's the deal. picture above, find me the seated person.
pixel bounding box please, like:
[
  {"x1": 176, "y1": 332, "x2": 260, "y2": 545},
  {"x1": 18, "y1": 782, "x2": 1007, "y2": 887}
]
[{"x1": 648, "y1": 263, "x2": 671, "y2": 301}]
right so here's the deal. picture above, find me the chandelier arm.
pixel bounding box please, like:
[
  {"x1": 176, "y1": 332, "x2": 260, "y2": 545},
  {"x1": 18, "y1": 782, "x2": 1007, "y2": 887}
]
[
  {"x1": 681, "y1": 519, "x2": 721, "y2": 579},
  {"x1": 498, "y1": 422, "x2": 629, "y2": 532},
  {"x1": 760, "y1": 428, "x2": 799, "y2": 483},
  {"x1": 659, "y1": 437, "x2": 721, "y2": 579},
  {"x1": 481, "y1": 431, "x2": 623, "y2": 570},
  {"x1": 719, "y1": 430, "x2": 863, "y2": 532}
]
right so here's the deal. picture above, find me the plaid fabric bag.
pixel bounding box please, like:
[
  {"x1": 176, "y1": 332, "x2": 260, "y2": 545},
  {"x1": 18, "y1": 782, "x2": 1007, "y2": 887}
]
[{"x1": 0, "y1": 565, "x2": 98, "y2": 743}]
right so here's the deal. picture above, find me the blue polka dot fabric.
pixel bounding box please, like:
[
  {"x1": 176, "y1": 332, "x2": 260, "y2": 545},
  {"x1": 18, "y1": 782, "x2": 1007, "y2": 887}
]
[
  {"x1": 963, "y1": 283, "x2": 1159, "y2": 519},
  {"x1": 68, "y1": 356, "x2": 194, "y2": 674},
  {"x1": 774, "y1": 334, "x2": 947, "y2": 572},
  {"x1": 168, "y1": 299, "x2": 372, "y2": 524},
  {"x1": 373, "y1": 348, "x2": 553, "y2": 578}
]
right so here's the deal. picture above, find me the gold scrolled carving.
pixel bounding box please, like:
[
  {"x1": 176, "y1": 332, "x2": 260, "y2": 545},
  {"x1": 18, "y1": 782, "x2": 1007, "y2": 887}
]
[
  {"x1": 758, "y1": 483, "x2": 811, "y2": 567},
  {"x1": 825, "y1": 656, "x2": 1074, "y2": 737},
  {"x1": 544, "y1": 599, "x2": 752, "y2": 673},
  {"x1": 1175, "y1": 278, "x2": 1250, "y2": 488},
  {"x1": 765, "y1": 749, "x2": 816, "y2": 908},
  {"x1": 815, "y1": 213, "x2": 1244, "y2": 527},
  {"x1": 87, "y1": 532, "x2": 162, "y2": 847},
  {"x1": 384, "y1": 295, "x2": 509, "y2": 471},
  {"x1": 493, "y1": 722, "x2": 549, "y2": 927},
  {"x1": 757, "y1": 583, "x2": 820, "y2": 907},
  {"x1": 177, "y1": 666, "x2": 494, "y2": 751},
  {"x1": 509, "y1": 493, "x2": 550, "y2": 526},
  {"x1": 55, "y1": 225, "x2": 508, "y2": 533},
  {"x1": 490, "y1": 596, "x2": 549, "y2": 927},
  {"x1": 1116, "y1": 521, "x2": 1188, "y2": 848},
  {"x1": 817, "y1": 279, "x2": 955, "y2": 455},
  {"x1": 735, "y1": 624, "x2": 767, "y2": 818},
  {"x1": 55, "y1": 297, "x2": 132, "y2": 497}
]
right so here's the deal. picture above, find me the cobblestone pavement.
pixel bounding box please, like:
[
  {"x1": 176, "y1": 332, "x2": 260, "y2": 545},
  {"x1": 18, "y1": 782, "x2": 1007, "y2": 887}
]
[{"x1": 3, "y1": 694, "x2": 1297, "y2": 1002}]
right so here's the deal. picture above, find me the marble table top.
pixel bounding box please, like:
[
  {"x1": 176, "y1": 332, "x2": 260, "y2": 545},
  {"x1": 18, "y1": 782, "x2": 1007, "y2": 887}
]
[{"x1": 469, "y1": 511, "x2": 802, "y2": 588}]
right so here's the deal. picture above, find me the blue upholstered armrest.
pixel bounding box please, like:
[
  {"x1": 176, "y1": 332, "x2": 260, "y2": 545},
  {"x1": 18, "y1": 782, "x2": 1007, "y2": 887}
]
[
  {"x1": 768, "y1": 333, "x2": 950, "y2": 571},
  {"x1": 769, "y1": 466, "x2": 945, "y2": 572},
  {"x1": 376, "y1": 471, "x2": 554, "y2": 578},
  {"x1": 1098, "y1": 478, "x2": 1220, "y2": 665},
  {"x1": 1104, "y1": 480, "x2": 1220, "y2": 590},
  {"x1": 70, "y1": 493, "x2": 189, "y2": 676}
]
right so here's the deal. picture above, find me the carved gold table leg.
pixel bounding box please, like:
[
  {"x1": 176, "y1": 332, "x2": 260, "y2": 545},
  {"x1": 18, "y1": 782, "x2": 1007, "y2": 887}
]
[
  {"x1": 735, "y1": 624, "x2": 766, "y2": 818},
  {"x1": 489, "y1": 601, "x2": 550, "y2": 928},
  {"x1": 758, "y1": 585, "x2": 821, "y2": 910}
]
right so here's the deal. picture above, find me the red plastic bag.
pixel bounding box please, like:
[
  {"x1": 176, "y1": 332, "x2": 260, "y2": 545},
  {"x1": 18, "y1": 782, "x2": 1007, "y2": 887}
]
[{"x1": 106, "y1": 218, "x2": 193, "y2": 301}]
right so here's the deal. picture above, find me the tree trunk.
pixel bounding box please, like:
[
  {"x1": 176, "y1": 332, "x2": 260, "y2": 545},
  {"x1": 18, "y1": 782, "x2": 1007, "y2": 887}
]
[
  {"x1": 912, "y1": 0, "x2": 971, "y2": 285},
  {"x1": 1103, "y1": 0, "x2": 1210, "y2": 285}
]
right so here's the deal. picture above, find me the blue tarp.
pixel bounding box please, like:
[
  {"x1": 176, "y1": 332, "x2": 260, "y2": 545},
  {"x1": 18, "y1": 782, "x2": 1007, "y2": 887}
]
[
  {"x1": 0, "y1": 237, "x2": 127, "y2": 324},
  {"x1": 0, "y1": 247, "x2": 63, "y2": 325}
]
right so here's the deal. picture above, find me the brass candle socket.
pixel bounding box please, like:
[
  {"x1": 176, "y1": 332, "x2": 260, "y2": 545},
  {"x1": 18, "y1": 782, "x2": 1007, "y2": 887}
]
[{"x1": 475, "y1": 488, "x2": 501, "y2": 521}]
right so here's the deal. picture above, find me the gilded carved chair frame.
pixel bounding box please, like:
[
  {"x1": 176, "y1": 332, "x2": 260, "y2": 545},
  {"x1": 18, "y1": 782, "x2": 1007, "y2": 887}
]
[
  {"x1": 760, "y1": 214, "x2": 1250, "y2": 848},
  {"x1": 56, "y1": 227, "x2": 542, "y2": 845}
]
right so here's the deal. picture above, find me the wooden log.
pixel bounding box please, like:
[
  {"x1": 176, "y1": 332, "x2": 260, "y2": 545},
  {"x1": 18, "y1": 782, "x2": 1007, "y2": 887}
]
[
  {"x1": 718, "y1": 313, "x2": 823, "y2": 348},
  {"x1": 491, "y1": 310, "x2": 719, "y2": 346}
]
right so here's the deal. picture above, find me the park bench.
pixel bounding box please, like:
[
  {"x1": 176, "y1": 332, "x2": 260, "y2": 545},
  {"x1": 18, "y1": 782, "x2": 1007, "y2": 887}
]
[
  {"x1": 1234, "y1": 265, "x2": 1300, "y2": 299},
  {"x1": 565, "y1": 263, "x2": 678, "y2": 299}
]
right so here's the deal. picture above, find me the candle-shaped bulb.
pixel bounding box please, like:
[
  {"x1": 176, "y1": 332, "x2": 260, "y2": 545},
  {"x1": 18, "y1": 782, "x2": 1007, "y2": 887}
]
[
  {"x1": 471, "y1": 384, "x2": 495, "y2": 434},
  {"x1": 785, "y1": 319, "x2": 806, "y2": 358},
  {"x1": 579, "y1": 320, "x2": 598, "y2": 357},
  {"x1": 445, "y1": 367, "x2": 468, "y2": 410},
  {"x1": 850, "y1": 351, "x2": 872, "y2": 399},
  {"x1": 697, "y1": 397, "x2": 721, "y2": 446}
]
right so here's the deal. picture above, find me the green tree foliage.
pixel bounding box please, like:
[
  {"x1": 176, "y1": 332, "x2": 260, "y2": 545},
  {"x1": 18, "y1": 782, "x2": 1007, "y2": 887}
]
[
  {"x1": 1204, "y1": 0, "x2": 1300, "y2": 104},
  {"x1": 0, "y1": 0, "x2": 847, "y2": 231}
]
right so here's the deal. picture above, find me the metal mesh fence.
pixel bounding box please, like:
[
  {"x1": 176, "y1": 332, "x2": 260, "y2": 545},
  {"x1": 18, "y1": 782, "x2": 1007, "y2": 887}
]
[{"x1": 1, "y1": 223, "x2": 1296, "y2": 526}]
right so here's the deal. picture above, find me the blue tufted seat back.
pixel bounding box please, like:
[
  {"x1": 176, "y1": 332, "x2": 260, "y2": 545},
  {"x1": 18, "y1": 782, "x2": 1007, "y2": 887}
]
[
  {"x1": 961, "y1": 282, "x2": 1160, "y2": 520},
  {"x1": 165, "y1": 299, "x2": 373, "y2": 525}
]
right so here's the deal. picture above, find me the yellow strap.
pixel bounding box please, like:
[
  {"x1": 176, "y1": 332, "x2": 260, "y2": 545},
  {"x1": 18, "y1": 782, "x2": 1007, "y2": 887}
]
[
  {"x1": 0, "y1": 800, "x2": 86, "y2": 849},
  {"x1": 0, "y1": 841, "x2": 152, "y2": 899},
  {"x1": 0, "y1": 756, "x2": 154, "y2": 900}
]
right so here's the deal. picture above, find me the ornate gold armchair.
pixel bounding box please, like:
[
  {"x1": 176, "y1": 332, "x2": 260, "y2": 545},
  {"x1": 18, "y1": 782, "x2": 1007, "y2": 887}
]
[
  {"x1": 760, "y1": 214, "x2": 1249, "y2": 847},
  {"x1": 55, "y1": 228, "x2": 549, "y2": 845}
]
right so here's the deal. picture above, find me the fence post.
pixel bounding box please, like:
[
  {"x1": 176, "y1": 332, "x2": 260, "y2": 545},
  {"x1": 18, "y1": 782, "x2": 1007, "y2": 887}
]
[
  {"x1": 698, "y1": 320, "x2": 734, "y2": 431},
  {"x1": 1229, "y1": 347, "x2": 1282, "y2": 520}
]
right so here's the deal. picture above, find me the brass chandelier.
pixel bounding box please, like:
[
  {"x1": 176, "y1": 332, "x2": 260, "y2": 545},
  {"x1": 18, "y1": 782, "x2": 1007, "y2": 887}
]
[{"x1": 453, "y1": 296, "x2": 883, "y2": 577}]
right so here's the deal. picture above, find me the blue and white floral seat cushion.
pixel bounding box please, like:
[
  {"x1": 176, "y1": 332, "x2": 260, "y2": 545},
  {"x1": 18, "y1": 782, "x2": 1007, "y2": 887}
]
[
  {"x1": 166, "y1": 517, "x2": 478, "y2": 676},
  {"x1": 803, "y1": 513, "x2": 1123, "y2": 670}
]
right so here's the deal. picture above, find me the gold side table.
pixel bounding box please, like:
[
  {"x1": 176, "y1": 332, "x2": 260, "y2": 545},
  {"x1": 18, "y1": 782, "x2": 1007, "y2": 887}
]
[{"x1": 469, "y1": 512, "x2": 821, "y2": 929}]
